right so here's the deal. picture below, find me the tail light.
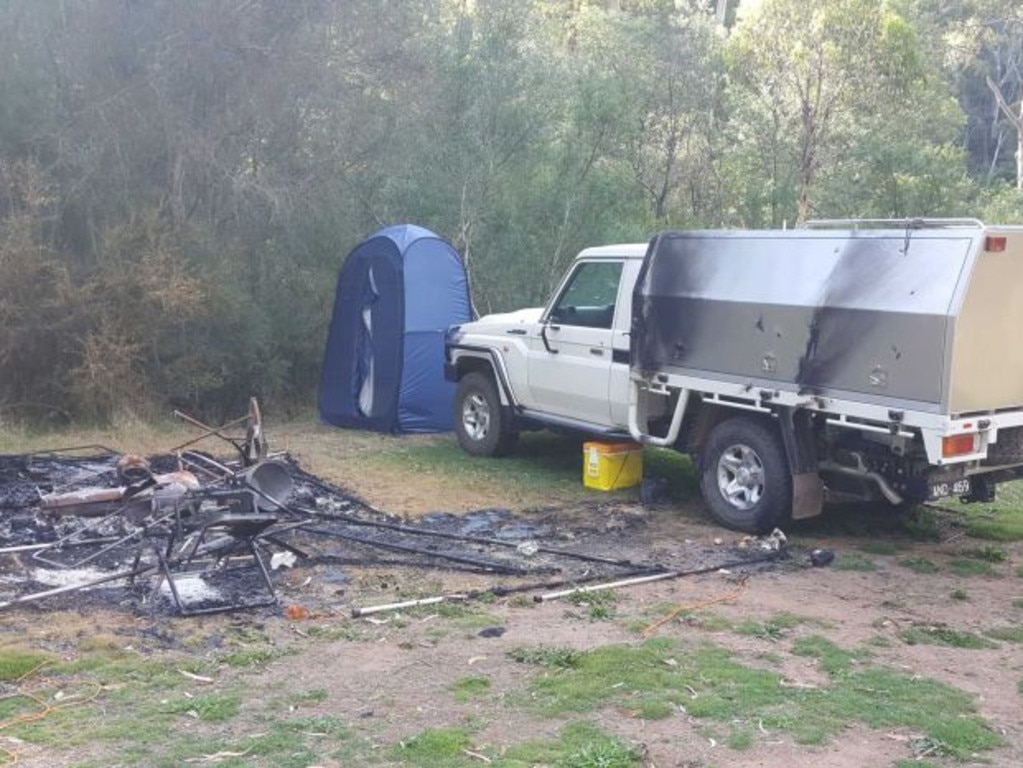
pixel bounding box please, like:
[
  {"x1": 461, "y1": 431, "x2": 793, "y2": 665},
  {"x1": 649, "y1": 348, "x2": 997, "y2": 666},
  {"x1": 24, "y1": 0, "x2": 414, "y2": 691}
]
[
  {"x1": 984, "y1": 236, "x2": 1006, "y2": 252},
  {"x1": 942, "y1": 433, "x2": 977, "y2": 458}
]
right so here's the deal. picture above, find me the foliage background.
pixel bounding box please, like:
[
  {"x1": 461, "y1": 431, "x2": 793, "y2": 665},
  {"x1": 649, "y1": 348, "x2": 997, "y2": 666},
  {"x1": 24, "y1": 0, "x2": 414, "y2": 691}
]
[{"x1": 0, "y1": 0, "x2": 1020, "y2": 423}]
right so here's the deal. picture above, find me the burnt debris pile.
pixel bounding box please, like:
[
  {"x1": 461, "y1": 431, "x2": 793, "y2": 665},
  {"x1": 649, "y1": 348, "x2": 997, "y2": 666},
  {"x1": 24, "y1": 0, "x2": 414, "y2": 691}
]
[{"x1": 1, "y1": 403, "x2": 783, "y2": 618}]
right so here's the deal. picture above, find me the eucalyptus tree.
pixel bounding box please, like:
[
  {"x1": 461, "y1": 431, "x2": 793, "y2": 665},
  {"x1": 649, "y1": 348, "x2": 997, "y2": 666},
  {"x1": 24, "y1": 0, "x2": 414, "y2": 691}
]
[{"x1": 727, "y1": 0, "x2": 931, "y2": 224}]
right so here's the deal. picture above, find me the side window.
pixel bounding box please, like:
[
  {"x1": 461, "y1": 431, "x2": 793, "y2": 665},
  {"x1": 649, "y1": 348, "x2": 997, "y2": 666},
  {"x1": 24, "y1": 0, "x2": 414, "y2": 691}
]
[{"x1": 548, "y1": 261, "x2": 623, "y2": 330}]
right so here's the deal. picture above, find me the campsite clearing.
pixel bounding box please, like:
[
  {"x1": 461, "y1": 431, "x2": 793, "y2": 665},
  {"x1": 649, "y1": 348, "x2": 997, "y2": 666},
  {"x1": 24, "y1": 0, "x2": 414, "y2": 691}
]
[{"x1": 1, "y1": 421, "x2": 1021, "y2": 768}]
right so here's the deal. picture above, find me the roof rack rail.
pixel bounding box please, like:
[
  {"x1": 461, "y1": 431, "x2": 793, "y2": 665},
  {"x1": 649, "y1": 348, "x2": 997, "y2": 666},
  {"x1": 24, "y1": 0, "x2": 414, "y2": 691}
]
[{"x1": 805, "y1": 218, "x2": 985, "y2": 230}]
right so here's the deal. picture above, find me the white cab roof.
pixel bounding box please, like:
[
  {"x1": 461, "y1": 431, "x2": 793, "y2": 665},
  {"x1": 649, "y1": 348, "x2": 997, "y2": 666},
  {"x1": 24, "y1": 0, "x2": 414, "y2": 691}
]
[{"x1": 576, "y1": 243, "x2": 648, "y2": 260}]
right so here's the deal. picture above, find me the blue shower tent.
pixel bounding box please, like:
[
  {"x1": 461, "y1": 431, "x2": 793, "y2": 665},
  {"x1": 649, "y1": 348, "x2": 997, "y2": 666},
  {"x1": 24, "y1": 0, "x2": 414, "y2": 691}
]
[{"x1": 318, "y1": 225, "x2": 472, "y2": 433}]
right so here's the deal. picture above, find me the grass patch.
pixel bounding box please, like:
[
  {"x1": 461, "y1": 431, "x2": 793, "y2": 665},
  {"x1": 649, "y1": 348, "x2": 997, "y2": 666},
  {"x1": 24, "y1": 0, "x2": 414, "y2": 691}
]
[
  {"x1": 450, "y1": 675, "x2": 492, "y2": 704},
  {"x1": 500, "y1": 722, "x2": 644, "y2": 768},
  {"x1": 735, "y1": 612, "x2": 808, "y2": 642},
  {"x1": 791, "y1": 635, "x2": 866, "y2": 675},
  {"x1": 859, "y1": 541, "x2": 902, "y2": 556},
  {"x1": 565, "y1": 588, "x2": 619, "y2": 621},
  {"x1": 517, "y1": 636, "x2": 999, "y2": 757},
  {"x1": 392, "y1": 727, "x2": 473, "y2": 766},
  {"x1": 642, "y1": 447, "x2": 699, "y2": 501},
  {"x1": 288, "y1": 688, "x2": 329, "y2": 706},
  {"x1": 369, "y1": 431, "x2": 701, "y2": 507},
  {"x1": 0, "y1": 649, "x2": 52, "y2": 682},
  {"x1": 950, "y1": 588, "x2": 969, "y2": 601},
  {"x1": 898, "y1": 557, "x2": 940, "y2": 574},
  {"x1": 900, "y1": 625, "x2": 997, "y2": 650},
  {"x1": 984, "y1": 626, "x2": 1023, "y2": 644},
  {"x1": 960, "y1": 545, "x2": 1008, "y2": 562},
  {"x1": 222, "y1": 647, "x2": 285, "y2": 668},
  {"x1": 901, "y1": 508, "x2": 943, "y2": 541},
  {"x1": 240, "y1": 716, "x2": 353, "y2": 767},
  {"x1": 948, "y1": 557, "x2": 999, "y2": 577},
  {"x1": 163, "y1": 692, "x2": 241, "y2": 723},
  {"x1": 377, "y1": 432, "x2": 589, "y2": 504},
  {"x1": 832, "y1": 552, "x2": 878, "y2": 572},
  {"x1": 943, "y1": 480, "x2": 1023, "y2": 541},
  {"x1": 508, "y1": 646, "x2": 583, "y2": 669}
]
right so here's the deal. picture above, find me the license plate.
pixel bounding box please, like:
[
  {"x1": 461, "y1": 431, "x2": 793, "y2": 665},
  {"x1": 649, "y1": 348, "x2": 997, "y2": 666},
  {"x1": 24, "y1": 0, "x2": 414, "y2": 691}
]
[{"x1": 928, "y1": 478, "x2": 971, "y2": 500}]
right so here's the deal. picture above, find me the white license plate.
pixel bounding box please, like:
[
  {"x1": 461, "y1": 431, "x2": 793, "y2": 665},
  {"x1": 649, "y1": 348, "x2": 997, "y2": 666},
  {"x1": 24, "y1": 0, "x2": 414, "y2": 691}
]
[{"x1": 928, "y1": 478, "x2": 971, "y2": 500}]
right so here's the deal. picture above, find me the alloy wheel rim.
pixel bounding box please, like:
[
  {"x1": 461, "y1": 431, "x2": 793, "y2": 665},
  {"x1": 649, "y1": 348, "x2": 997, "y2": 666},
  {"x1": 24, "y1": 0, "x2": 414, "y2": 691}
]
[{"x1": 716, "y1": 443, "x2": 765, "y2": 511}]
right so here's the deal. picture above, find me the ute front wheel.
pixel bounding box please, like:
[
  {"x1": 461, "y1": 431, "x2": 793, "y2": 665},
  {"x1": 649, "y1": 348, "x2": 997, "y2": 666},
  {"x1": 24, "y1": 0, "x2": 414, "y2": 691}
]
[
  {"x1": 699, "y1": 417, "x2": 791, "y2": 533},
  {"x1": 454, "y1": 372, "x2": 518, "y2": 457}
]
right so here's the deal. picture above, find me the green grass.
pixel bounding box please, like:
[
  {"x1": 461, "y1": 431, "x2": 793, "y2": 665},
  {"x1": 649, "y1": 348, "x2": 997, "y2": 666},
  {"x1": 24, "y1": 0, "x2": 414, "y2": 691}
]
[
  {"x1": 223, "y1": 647, "x2": 286, "y2": 668},
  {"x1": 948, "y1": 557, "x2": 999, "y2": 577},
  {"x1": 642, "y1": 446, "x2": 700, "y2": 501},
  {"x1": 859, "y1": 541, "x2": 902, "y2": 555},
  {"x1": 790, "y1": 635, "x2": 866, "y2": 675},
  {"x1": 0, "y1": 649, "x2": 52, "y2": 681},
  {"x1": 960, "y1": 545, "x2": 1008, "y2": 562},
  {"x1": 512, "y1": 636, "x2": 999, "y2": 757},
  {"x1": 450, "y1": 675, "x2": 492, "y2": 703},
  {"x1": 832, "y1": 552, "x2": 878, "y2": 571},
  {"x1": 163, "y1": 692, "x2": 241, "y2": 722},
  {"x1": 376, "y1": 432, "x2": 590, "y2": 501},
  {"x1": 503, "y1": 722, "x2": 643, "y2": 768},
  {"x1": 735, "y1": 612, "x2": 809, "y2": 642},
  {"x1": 899, "y1": 625, "x2": 997, "y2": 649},
  {"x1": 388, "y1": 723, "x2": 646, "y2": 768},
  {"x1": 984, "y1": 626, "x2": 1023, "y2": 644},
  {"x1": 237, "y1": 716, "x2": 354, "y2": 767},
  {"x1": 508, "y1": 646, "x2": 583, "y2": 669},
  {"x1": 373, "y1": 431, "x2": 701, "y2": 506},
  {"x1": 898, "y1": 556, "x2": 941, "y2": 574},
  {"x1": 391, "y1": 727, "x2": 473, "y2": 766},
  {"x1": 565, "y1": 588, "x2": 619, "y2": 621},
  {"x1": 901, "y1": 507, "x2": 944, "y2": 541},
  {"x1": 945, "y1": 480, "x2": 1023, "y2": 541}
]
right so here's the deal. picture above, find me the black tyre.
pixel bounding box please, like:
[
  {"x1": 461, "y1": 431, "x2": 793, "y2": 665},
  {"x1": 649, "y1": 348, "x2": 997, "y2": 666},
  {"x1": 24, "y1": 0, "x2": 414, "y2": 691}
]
[
  {"x1": 453, "y1": 371, "x2": 518, "y2": 457},
  {"x1": 699, "y1": 417, "x2": 791, "y2": 533}
]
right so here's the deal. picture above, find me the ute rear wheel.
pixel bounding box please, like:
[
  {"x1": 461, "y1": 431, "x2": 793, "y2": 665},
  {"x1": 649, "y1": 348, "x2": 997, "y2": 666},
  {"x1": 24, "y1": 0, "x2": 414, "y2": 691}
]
[
  {"x1": 699, "y1": 417, "x2": 791, "y2": 534},
  {"x1": 453, "y1": 372, "x2": 518, "y2": 457}
]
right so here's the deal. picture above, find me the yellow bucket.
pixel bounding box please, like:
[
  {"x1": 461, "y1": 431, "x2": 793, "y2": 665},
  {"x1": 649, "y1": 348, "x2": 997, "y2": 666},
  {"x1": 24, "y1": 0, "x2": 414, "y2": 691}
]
[{"x1": 582, "y1": 441, "x2": 643, "y2": 491}]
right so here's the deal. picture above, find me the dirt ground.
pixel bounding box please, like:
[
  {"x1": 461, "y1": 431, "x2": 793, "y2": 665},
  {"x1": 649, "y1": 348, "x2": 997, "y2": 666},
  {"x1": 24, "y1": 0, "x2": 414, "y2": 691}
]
[
  {"x1": 269, "y1": 492, "x2": 1023, "y2": 768},
  {"x1": 2, "y1": 430, "x2": 1022, "y2": 768}
]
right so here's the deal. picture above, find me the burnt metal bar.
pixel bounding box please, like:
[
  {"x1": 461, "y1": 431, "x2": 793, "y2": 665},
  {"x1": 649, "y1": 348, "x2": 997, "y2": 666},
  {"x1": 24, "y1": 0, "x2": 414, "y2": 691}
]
[
  {"x1": 292, "y1": 504, "x2": 646, "y2": 569},
  {"x1": 0, "y1": 564, "x2": 156, "y2": 609},
  {"x1": 535, "y1": 553, "x2": 781, "y2": 602},
  {"x1": 300, "y1": 526, "x2": 544, "y2": 576}
]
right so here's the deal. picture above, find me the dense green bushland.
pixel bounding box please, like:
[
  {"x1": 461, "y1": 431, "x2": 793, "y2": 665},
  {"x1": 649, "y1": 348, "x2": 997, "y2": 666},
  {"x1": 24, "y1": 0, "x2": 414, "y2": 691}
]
[{"x1": 0, "y1": 0, "x2": 1020, "y2": 423}]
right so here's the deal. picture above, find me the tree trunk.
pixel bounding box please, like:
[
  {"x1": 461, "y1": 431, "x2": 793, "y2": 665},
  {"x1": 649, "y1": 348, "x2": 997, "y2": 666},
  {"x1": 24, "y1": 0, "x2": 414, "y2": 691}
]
[
  {"x1": 1017, "y1": 100, "x2": 1023, "y2": 192},
  {"x1": 985, "y1": 75, "x2": 1023, "y2": 191}
]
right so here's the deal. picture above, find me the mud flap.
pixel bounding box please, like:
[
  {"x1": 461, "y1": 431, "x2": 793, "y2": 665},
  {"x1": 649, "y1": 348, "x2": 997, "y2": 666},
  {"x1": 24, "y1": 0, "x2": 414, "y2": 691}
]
[
  {"x1": 791, "y1": 473, "x2": 825, "y2": 520},
  {"x1": 778, "y1": 407, "x2": 824, "y2": 520}
]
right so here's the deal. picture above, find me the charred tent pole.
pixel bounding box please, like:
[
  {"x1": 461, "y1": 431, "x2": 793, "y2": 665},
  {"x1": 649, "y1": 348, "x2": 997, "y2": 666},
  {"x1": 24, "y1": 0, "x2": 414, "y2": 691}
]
[
  {"x1": 350, "y1": 553, "x2": 783, "y2": 618},
  {"x1": 0, "y1": 537, "x2": 120, "y2": 555},
  {"x1": 300, "y1": 525, "x2": 545, "y2": 576},
  {"x1": 289, "y1": 503, "x2": 651, "y2": 570},
  {"x1": 0, "y1": 564, "x2": 158, "y2": 610},
  {"x1": 535, "y1": 552, "x2": 783, "y2": 603},
  {"x1": 352, "y1": 594, "x2": 470, "y2": 617}
]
